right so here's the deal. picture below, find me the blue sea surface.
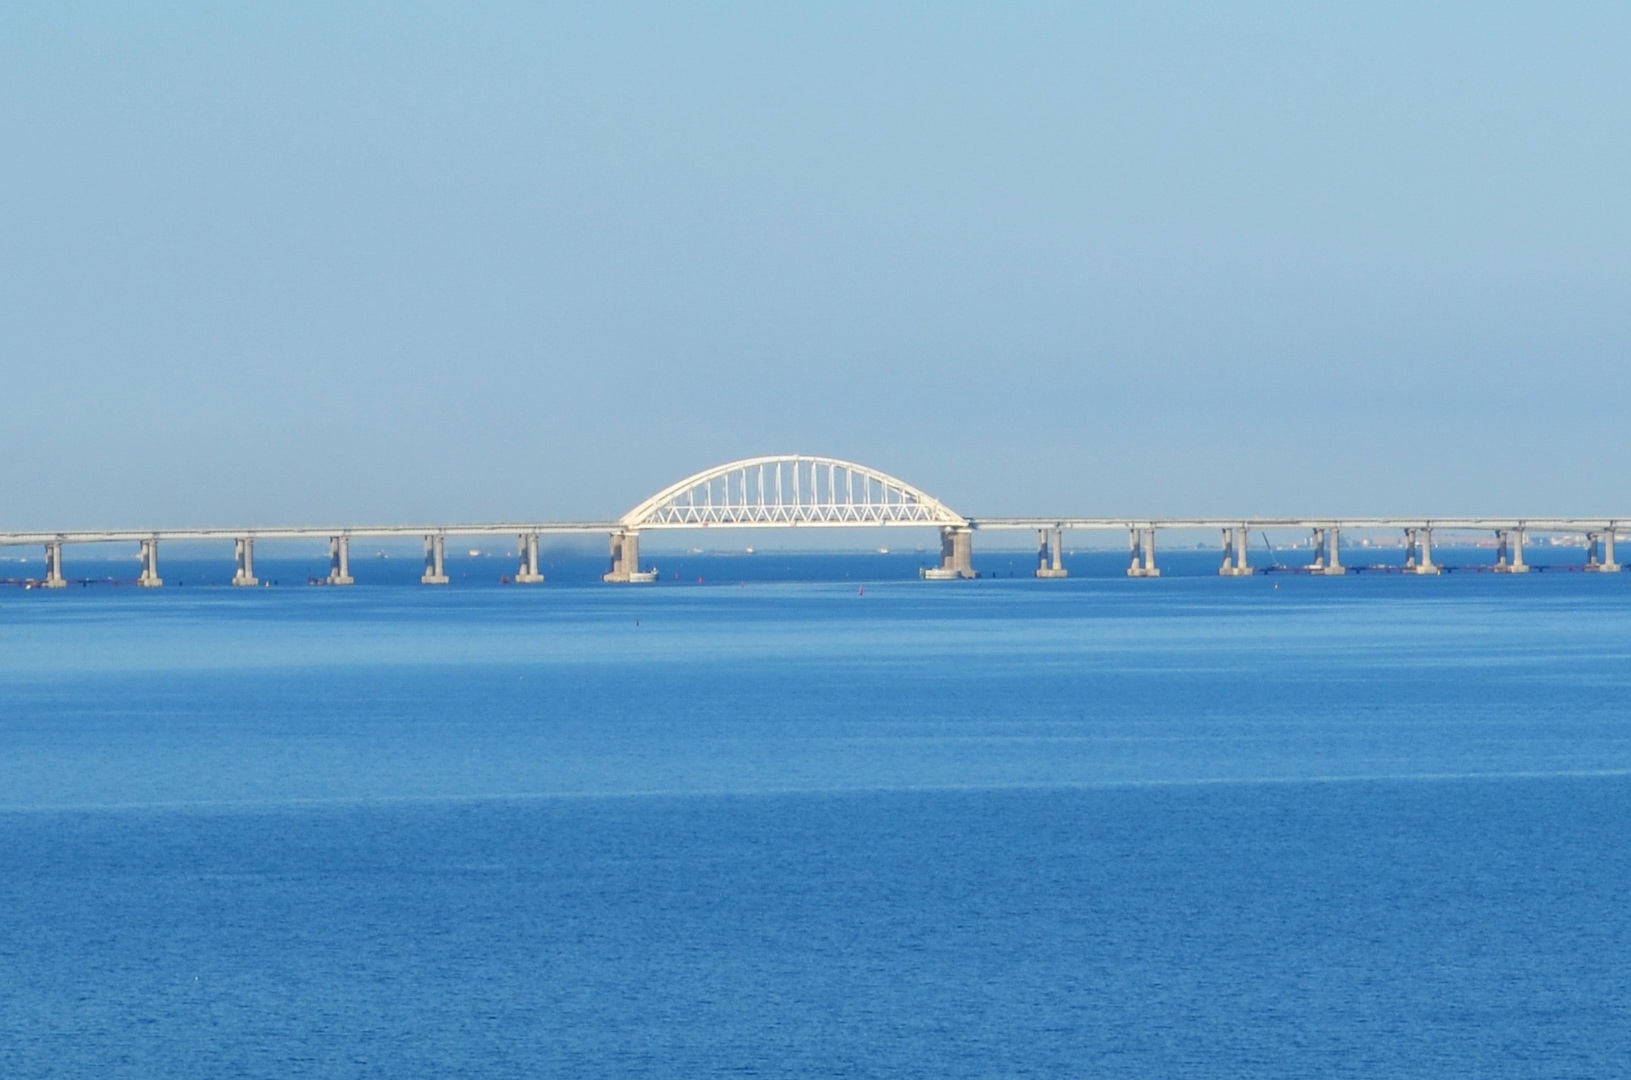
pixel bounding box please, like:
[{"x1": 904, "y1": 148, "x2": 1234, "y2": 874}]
[{"x1": 2, "y1": 556, "x2": 1629, "y2": 1077}]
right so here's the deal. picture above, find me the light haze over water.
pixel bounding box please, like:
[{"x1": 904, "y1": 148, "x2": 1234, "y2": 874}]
[{"x1": 3, "y1": 4, "x2": 1631, "y2": 527}]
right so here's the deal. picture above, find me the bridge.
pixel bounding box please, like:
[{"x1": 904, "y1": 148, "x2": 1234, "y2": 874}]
[{"x1": 0, "y1": 454, "x2": 1623, "y2": 586}]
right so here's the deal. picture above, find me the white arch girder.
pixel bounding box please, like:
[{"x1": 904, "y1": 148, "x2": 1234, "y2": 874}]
[{"x1": 620, "y1": 455, "x2": 967, "y2": 529}]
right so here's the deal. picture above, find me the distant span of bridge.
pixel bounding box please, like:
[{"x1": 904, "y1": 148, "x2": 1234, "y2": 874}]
[{"x1": 0, "y1": 454, "x2": 1623, "y2": 586}]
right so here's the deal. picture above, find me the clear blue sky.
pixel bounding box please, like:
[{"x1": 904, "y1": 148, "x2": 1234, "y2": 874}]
[{"x1": 3, "y1": 3, "x2": 1627, "y2": 529}]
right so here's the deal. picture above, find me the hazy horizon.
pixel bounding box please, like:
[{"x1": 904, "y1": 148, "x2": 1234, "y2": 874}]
[{"x1": 5, "y1": 3, "x2": 1629, "y2": 531}]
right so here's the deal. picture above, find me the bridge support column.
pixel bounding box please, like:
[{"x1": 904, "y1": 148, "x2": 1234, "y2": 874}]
[
  {"x1": 422, "y1": 534, "x2": 449, "y2": 585},
  {"x1": 1219, "y1": 525, "x2": 1252, "y2": 576},
  {"x1": 42, "y1": 541, "x2": 67, "y2": 588},
  {"x1": 138, "y1": 539, "x2": 163, "y2": 587},
  {"x1": 515, "y1": 532, "x2": 545, "y2": 584},
  {"x1": 327, "y1": 535, "x2": 354, "y2": 585},
  {"x1": 1127, "y1": 527, "x2": 1160, "y2": 578},
  {"x1": 232, "y1": 537, "x2": 259, "y2": 586},
  {"x1": 604, "y1": 530, "x2": 656, "y2": 583},
  {"x1": 1035, "y1": 528, "x2": 1067, "y2": 578},
  {"x1": 1405, "y1": 528, "x2": 1439, "y2": 575},
  {"x1": 1587, "y1": 530, "x2": 1620, "y2": 572},
  {"x1": 1310, "y1": 527, "x2": 1345, "y2": 575},
  {"x1": 923, "y1": 526, "x2": 975, "y2": 580},
  {"x1": 1495, "y1": 529, "x2": 1529, "y2": 573}
]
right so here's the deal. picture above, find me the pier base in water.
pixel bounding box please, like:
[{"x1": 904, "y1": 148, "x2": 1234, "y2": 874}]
[
  {"x1": 1219, "y1": 526, "x2": 1252, "y2": 577},
  {"x1": 328, "y1": 535, "x2": 355, "y2": 586},
  {"x1": 1127, "y1": 527, "x2": 1160, "y2": 578},
  {"x1": 923, "y1": 526, "x2": 976, "y2": 580},
  {"x1": 138, "y1": 539, "x2": 163, "y2": 587},
  {"x1": 1035, "y1": 528, "x2": 1068, "y2": 579},
  {"x1": 604, "y1": 531, "x2": 656, "y2": 583},
  {"x1": 232, "y1": 537, "x2": 259, "y2": 587},
  {"x1": 422, "y1": 534, "x2": 449, "y2": 585},
  {"x1": 515, "y1": 532, "x2": 545, "y2": 584}
]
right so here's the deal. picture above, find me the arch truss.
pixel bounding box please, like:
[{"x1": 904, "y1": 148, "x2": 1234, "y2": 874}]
[{"x1": 621, "y1": 455, "x2": 967, "y2": 529}]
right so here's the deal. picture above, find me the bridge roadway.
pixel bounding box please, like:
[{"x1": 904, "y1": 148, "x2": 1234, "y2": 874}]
[
  {"x1": 0, "y1": 454, "x2": 1622, "y2": 585},
  {"x1": 0, "y1": 516, "x2": 1619, "y2": 546}
]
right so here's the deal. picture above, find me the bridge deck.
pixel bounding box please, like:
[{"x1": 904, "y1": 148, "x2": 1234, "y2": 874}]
[
  {"x1": 0, "y1": 517, "x2": 1622, "y2": 547},
  {"x1": 969, "y1": 517, "x2": 1624, "y2": 531},
  {"x1": 0, "y1": 523, "x2": 622, "y2": 545}
]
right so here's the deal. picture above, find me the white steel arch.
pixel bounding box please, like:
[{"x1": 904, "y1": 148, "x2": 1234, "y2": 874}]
[{"x1": 620, "y1": 455, "x2": 968, "y2": 529}]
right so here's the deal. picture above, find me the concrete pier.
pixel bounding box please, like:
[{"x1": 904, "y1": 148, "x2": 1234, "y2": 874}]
[
  {"x1": 42, "y1": 540, "x2": 67, "y2": 588},
  {"x1": 603, "y1": 530, "x2": 656, "y2": 583},
  {"x1": 1127, "y1": 527, "x2": 1160, "y2": 578},
  {"x1": 1587, "y1": 530, "x2": 1621, "y2": 572},
  {"x1": 1404, "y1": 527, "x2": 1439, "y2": 575},
  {"x1": 1035, "y1": 528, "x2": 1068, "y2": 578},
  {"x1": 1218, "y1": 525, "x2": 1252, "y2": 576},
  {"x1": 515, "y1": 532, "x2": 545, "y2": 584},
  {"x1": 422, "y1": 534, "x2": 450, "y2": 585},
  {"x1": 1309, "y1": 527, "x2": 1345, "y2": 575},
  {"x1": 924, "y1": 526, "x2": 976, "y2": 579},
  {"x1": 232, "y1": 537, "x2": 259, "y2": 587},
  {"x1": 138, "y1": 538, "x2": 163, "y2": 587},
  {"x1": 327, "y1": 535, "x2": 354, "y2": 585},
  {"x1": 1495, "y1": 528, "x2": 1529, "y2": 573}
]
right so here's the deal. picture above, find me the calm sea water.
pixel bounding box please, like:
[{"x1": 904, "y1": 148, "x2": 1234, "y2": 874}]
[{"x1": 3, "y1": 555, "x2": 1630, "y2": 1077}]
